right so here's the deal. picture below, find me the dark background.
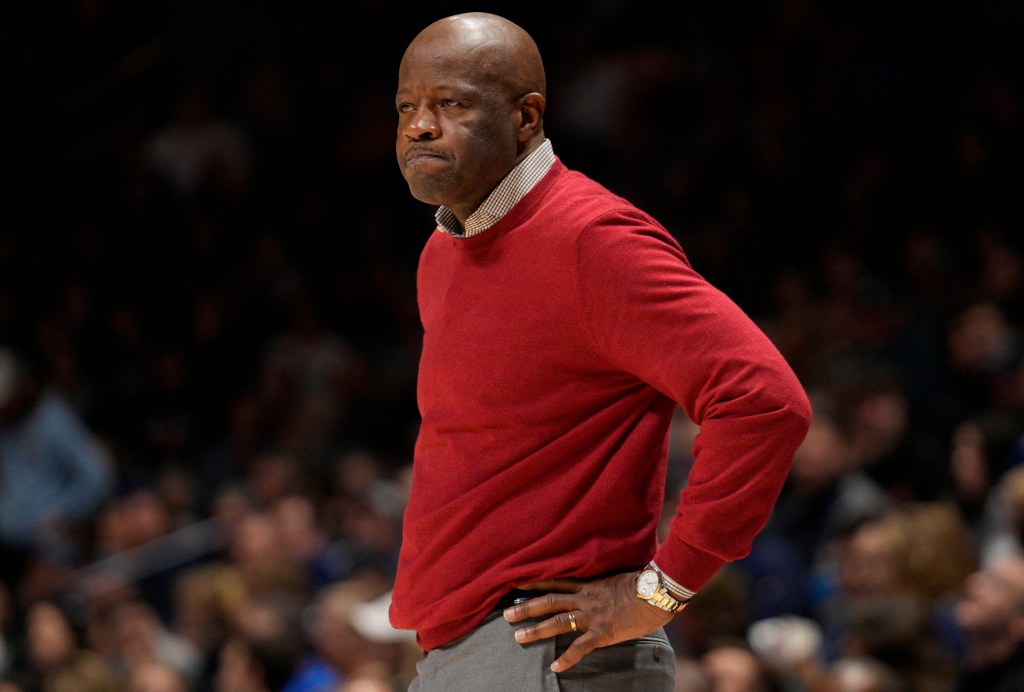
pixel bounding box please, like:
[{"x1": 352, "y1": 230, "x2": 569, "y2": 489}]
[
  {"x1": 6, "y1": 1, "x2": 1022, "y2": 471},
  {"x1": 2, "y1": 1, "x2": 1024, "y2": 684}
]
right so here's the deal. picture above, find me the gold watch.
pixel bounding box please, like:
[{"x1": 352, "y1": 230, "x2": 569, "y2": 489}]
[{"x1": 635, "y1": 564, "x2": 688, "y2": 613}]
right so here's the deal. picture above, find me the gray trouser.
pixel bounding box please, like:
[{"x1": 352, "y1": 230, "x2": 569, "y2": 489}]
[{"x1": 408, "y1": 612, "x2": 675, "y2": 691}]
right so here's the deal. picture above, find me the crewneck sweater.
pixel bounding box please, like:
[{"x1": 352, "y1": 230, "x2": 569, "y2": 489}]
[{"x1": 390, "y1": 159, "x2": 812, "y2": 651}]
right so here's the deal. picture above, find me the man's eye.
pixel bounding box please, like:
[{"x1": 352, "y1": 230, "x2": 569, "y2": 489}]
[
  {"x1": 398, "y1": 103, "x2": 415, "y2": 114},
  {"x1": 440, "y1": 99, "x2": 459, "y2": 108}
]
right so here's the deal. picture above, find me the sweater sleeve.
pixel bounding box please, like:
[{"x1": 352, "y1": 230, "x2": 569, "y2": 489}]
[{"x1": 575, "y1": 210, "x2": 812, "y2": 593}]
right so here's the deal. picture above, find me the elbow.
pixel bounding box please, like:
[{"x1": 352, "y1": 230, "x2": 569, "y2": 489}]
[
  {"x1": 793, "y1": 385, "x2": 813, "y2": 432},
  {"x1": 782, "y1": 380, "x2": 813, "y2": 447}
]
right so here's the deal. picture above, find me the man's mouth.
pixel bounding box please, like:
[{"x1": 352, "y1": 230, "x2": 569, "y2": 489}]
[{"x1": 404, "y1": 148, "x2": 449, "y2": 168}]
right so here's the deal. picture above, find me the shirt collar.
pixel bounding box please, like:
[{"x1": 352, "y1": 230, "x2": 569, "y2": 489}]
[{"x1": 435, "y1": 139, "x2": 555, "y2": 238}]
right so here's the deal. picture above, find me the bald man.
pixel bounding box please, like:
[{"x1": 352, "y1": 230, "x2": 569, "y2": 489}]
[{"x1": 390, "y1": 12, "x2": 812, "y2": 690}]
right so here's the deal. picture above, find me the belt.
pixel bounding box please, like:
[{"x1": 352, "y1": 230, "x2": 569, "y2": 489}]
[{"x1": 486, "y1": 589, "x2": 548, "y2": 621}]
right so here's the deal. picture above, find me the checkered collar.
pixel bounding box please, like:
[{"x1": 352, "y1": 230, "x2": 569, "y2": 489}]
[{"x1": 435, "y1": 139, "x2": 554, "y2": 238}]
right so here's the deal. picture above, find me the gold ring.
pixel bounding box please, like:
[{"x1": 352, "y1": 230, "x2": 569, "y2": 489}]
[{"x1": 567, "y1": 611, "x2": 578, "y2": 632}]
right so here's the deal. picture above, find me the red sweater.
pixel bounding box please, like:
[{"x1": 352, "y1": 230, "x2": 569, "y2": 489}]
[{"x1": 390, "y1": 160, "x2": 812, "y2": 650}]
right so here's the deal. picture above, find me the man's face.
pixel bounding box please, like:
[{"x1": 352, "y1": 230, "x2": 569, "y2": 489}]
[
  {"x1": 395, "y1": 37, "x2": 521, "y2": 217},
  {"x1": 839, "y1": 523, "x2": 898, "y2": 597}
]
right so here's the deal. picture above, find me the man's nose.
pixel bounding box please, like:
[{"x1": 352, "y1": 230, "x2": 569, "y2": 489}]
[{"x1": 402, "y1": 108, "x2": 440, "y2": 140}]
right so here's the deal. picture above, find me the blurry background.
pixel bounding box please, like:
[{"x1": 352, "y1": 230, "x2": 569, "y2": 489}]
[{"x1": 2, "y1": 1, "x2": 1024, "y2": 691}]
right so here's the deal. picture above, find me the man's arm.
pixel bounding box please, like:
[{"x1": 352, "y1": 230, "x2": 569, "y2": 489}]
[{"x1": 506, "y1": 212, "x2": 812, "y2": 673}]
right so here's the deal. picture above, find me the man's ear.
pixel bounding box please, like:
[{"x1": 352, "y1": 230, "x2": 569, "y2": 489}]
[{"x1": 517, "y1": 92, "x2": 545, "y2": 142}]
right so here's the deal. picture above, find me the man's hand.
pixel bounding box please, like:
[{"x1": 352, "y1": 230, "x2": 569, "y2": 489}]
[{"x1": 502, "y1": 572, "x2": 675, "y2": 673}]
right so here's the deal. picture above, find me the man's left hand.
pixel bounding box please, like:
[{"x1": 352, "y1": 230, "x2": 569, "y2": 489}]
[{"x1": 502, "y1": 572, "x2": 675, "y2": 673}]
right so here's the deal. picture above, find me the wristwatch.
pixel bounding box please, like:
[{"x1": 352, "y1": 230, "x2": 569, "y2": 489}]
[{"x1": 635, "y1": 563, "x2": 690, "y2": 613}]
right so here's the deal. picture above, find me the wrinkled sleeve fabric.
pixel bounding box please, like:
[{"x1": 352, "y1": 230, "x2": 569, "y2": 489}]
[{"x1": 575, "y1": 209, "x2": 812, "y2": 592}]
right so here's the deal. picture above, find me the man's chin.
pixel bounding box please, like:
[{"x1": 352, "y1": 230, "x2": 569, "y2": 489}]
[{"x1": 405, "y1": 178, "x2": 452, "y2": 207}]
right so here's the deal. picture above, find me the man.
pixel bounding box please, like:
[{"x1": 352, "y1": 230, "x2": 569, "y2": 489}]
[
  {"x1": 953, "y1": 555, "x2": 1024, "y2": 691},
  {"x1": 0, "y1": 346, "x2": 115, "y2": 587},
  {"x1": 389, "y1": 12, "x2": 812, "y2": 689}
]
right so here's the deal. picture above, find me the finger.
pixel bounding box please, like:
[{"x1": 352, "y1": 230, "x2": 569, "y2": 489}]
[
  {"x1": 503, "y1": 591, "x2": 575, "y2": 622},
  {"x1": 551, "y1": 632, "x2": 598, "y2": 673},
  {"x1": 512, "y1": 610, "x2": 583, "y2": 644},
  {"x1": 503, "y1": 585, "x2": 593, "y2": 622}
]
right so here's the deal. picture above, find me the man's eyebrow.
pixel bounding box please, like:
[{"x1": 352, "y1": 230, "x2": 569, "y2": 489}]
[{"x1": 397, "y1": 83, "x2": 470, "y2": 95}]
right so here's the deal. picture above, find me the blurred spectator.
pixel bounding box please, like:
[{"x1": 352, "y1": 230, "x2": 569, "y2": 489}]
[
  {"x1": 168, "y1": 563, "x2": 247, "y2": 683},
  {"x1": 738, "y1": 391, "x2": 891, "y2": 619},
  {"x1": 947, "y1": 302, "x2": 1021, "y2": 384},
  {"x1": 673, "y1": 656, "x2": 713, "y2": 692},
  {"x1": 953, "y1": 554, "x2": 1024, "y2": 691},
  {"x1": 234, "y1": 588, "x2": 312, "y2": 692},
  {"x1": 948, "y1": 415, "x2": 1024, "y2": 565},
  {"x1": 815, "y1": 501, "x2": 976, "y2": 679},
  {"x1": 124, "y1": 659, "x2": 189, "y2": 692},
  {"x1": 699, "y1": 641, "x2": 783, "y2": 692},
  {"x1": 346, "y1": 589, "x2": 419, "y2": 689},
  {"x1": 808, "y1": 656, "x2": 903, "y2": 692},
  {"x1": 88, "y1": 487, "x2": 207, "y2": 623},
  {"x1": 826, "y1": 528, "x2": 904, "y2": 659},
  {"x1": 152, "y1": 466, "x2": 203, "y2": 530},
  {"x1": 667, "y1": 565, "x2": 753, "y2": 659},
  {"x1": 319, "y1": 451, "x2": 406, "y2": 584},
  {"x1": 257, "y1": 284, "x2": 362, "y2": 468},
  {"x1": 945, "y1": 302, "x2": 1024, "y2": 436},
  {"x1": 242, "y1": 452, "x2": 305, "y2": 510},
  {"x1": 295, "y1": 575, "x2": 390, "y2": 690},
  {"x1": 986, "y1": 465, "x2": 1024, "y2": 562},
  {"x1": 339, "y1": 673, "x2": 395, "y2": 692},
  {"x1": 0, "y1": 346, "x2": 115, "y2": 593},
  {"x1": 837, "y1": 593, "x2": 957, "y2": 692},
  {"x1": 842, "y1": 378, "x2": 918, "y2": 501},
  {"x1": 222, "y1": 506, "x2": 308, "y2": 601},
  {"x1": 2, "y1": 1, "x2": 1023, "y2": 689},
  {"x1": 3, "y1": 599, "x2": 117, "y2": 692},
  {"x1": 87, "y1": 597, "x2": 201, "y2": 687},
  {"x1": 747, "y1": 615, "x2": 824, "y2": 689},
  {"x1": 213, "y1": 632, "x2": 294, "y2": 692},
  {"x1": 94, "y1": 489, "x2": 173, "y2": 558},
  {"x1": 273, "y1": 495, "x2": 336, "y2": 591},
  {"x1": 143, "y1": 84, "x2": 254, "y2": 203}
]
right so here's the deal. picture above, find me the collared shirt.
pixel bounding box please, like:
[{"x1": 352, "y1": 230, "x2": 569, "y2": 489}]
[{"x1": 435, "y1": 139, "x2": 555, "y2": 238}]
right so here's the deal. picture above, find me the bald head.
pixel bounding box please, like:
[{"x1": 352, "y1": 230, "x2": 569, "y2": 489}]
[{"x1": 403, "y1": 13, "x2": 546, "y2": 101}]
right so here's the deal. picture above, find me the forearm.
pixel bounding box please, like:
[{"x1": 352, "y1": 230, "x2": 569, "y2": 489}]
[{"x1": 656, "y1": 379, "x2": 812, "y2": 593}]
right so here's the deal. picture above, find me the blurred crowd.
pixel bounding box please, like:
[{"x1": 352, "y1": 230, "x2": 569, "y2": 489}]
[{"x1": 3, "y1": 1, "x2": 1024, "y2": 690}]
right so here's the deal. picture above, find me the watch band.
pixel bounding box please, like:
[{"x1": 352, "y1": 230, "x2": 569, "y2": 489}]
[
  {"x1": 645, "y1": 585, "x2": 686, "y2": 613},
  {"x1": 650, "y1": 560, "x2": 697, "y2": 601},
  {"x1": 636, "y1": 563, "x2": 692, "y2": 613}
]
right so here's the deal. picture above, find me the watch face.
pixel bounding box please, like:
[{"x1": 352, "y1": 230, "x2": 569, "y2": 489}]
[{"x1": 637, "y1": 569, "x2": 660, "y2": 598}]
